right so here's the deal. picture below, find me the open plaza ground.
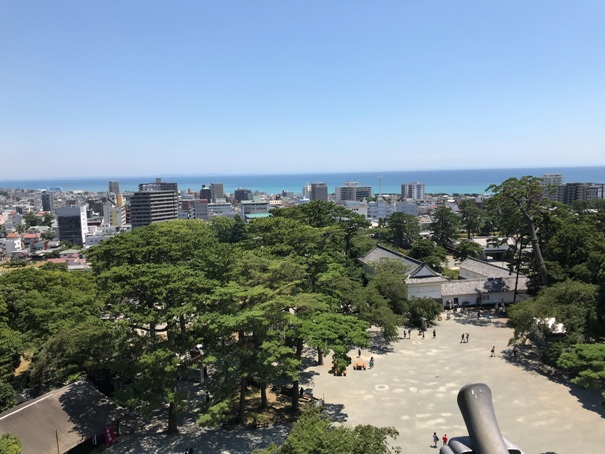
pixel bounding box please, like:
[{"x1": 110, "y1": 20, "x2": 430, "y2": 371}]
[{"x1": 110, "y1": 312, "x2": 605, "y2": 453}]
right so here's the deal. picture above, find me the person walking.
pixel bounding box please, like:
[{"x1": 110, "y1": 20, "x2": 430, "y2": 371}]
[
  {"x1": 442, "y1": 434, "x2": 448, "y2": 446},
  {"x1": 403, "y1": 330, "x2": 407, "y2": 339},
  {"x1": 465, "y1": 333, "x2": 470, "y2": 343},
  {"x1": 461, "y1": 333, "x2": 465, "y2": 343},
  {"x1": 432, "y1": 329, "x2": 436, "y2": 339},
  {"x1": 490, "y1": 346, "x2": 496, "y2": 357},
  {"x1": 358, "y1": 348, "x2": 361, "y2": 357},
  {"x1": 408, "y1": 328, "x2": 412, "y2": 338},
  {"x1": 432, "y1": 432, "x2": 439, "y2": 448}
]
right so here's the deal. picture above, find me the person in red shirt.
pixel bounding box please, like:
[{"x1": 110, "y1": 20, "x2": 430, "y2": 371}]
[{"x1": 442, "y1": 434, "x2": 448, "y2": 446}]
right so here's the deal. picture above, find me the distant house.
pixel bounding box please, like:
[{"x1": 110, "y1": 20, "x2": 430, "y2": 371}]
[
  {"x1": 442, "y1": 257, "x2": 528, "y2": 306},
  {"x1": 0, "y1": 381, "x2": 122, "y2": 454},
  {"x1": 359, "y1": 244, "x2": 447, "y2": 300}
]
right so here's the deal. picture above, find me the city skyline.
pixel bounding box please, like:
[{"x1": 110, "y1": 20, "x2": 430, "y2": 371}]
[{"x1": 2, "y1": 1, "x2": 605, "y2": 179}]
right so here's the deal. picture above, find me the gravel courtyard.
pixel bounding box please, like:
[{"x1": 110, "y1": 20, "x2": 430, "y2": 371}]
[{"x1": 109, "y1": 313, "x2": 605, "y2": 453}]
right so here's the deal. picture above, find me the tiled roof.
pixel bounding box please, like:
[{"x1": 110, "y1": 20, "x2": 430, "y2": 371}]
[
  {"x1": 359, "y1": 244, "x2": 423, "y2": 273},
  {"x1": 441, "y1": 276, "x2": 528, "y2": 297},
  {"x1": 459, "y1": 257, "x2": 513, "y2": 278},
  {"x1": 407, "y1": 276, "x2": 449, "y2": 284},
  {"x1": 0, "y1": 381, "x2": 122, "y2": 454}
]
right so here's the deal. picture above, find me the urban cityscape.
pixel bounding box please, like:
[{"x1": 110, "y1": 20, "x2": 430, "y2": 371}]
[
  {"x1": 2, "y1": 170, "x2": 605, "y2": 453},
  {"x1": 1, "y1": 172, "x2": 604, "y2": 255},
  {"x1": 2, "y1": 1, "x2": 605, "y2": 453}
]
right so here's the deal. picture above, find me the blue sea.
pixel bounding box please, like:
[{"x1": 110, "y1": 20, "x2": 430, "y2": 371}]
[{"x1": 1, "y1": 167, "x2": 604, "y2": 195}]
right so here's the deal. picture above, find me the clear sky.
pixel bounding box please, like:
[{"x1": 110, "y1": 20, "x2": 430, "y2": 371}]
[{"x1": 1, "y1": 1, "x2": 604, "y2": 179}]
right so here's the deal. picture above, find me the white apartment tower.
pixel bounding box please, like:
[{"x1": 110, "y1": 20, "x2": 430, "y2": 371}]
[
  {"x1": 210, "y1": 183, "x2": 224, "y2": 203},
  {"x1": 401, "y1": 182, "x2": 425, "y2": 200},
  {"x1": 541, "y1": 173, "x2": 564, "y2": 202}
]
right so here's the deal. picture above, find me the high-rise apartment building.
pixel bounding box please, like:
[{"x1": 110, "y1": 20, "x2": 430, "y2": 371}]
[
  {"x1": 541, "y1": 173, "x2": 563, "y2": 187},
  {"x1": 138, "y1": 178, "x2": 178, "y2": 193},
  {"x1": 562, "y1": 182, "x2": 605, "y2": 204},
  {"x1": 130, "y1": 178, "x2": 179, "y2": 228},
  {"x1": 401, "y1": 182, "x2": 425, "y2": 200},
  {"x1": 302, "y1": 183, "x2": 311, "y2": 199},
  {"x1": 310, "y1": 183, "x2": 329, "y2": 202},
  {"x1": 41, "y1": 191, "x2": 54, "y2": 212},
  {"x1": 56, "y1": 205, "x2": 88, "y2": 246},
  {"x1": 335, "y1": 181, "x2": 372, "y2": 202},
  {"x1": 210, "y1": 183, "x2": 224, "y2": 202},
  {"x1": 541, "y1": 173, "x2": 564, "y2": 201},
  {"x1": 108, "y1": 181, "x2": 120, "y2": 194}
]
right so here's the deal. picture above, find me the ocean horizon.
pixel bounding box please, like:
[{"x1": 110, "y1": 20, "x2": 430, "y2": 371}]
[{"x1": 1, "y1": 166, "x2": 604, "y2": 196}]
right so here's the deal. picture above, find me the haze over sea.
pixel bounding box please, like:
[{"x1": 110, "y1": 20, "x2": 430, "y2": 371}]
[{"x1": 2, "y1": 167, "x2": 604, "y2": 196}]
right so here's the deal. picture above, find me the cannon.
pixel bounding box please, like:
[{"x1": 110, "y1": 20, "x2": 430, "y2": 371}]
[{"x1": 440, "y1": 383, "x2": 524, "y2": 454}]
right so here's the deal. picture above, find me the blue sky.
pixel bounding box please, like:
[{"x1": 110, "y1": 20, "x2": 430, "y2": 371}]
[{"x1": 1, "y1": 1, "x2": 604, "y2": 179}]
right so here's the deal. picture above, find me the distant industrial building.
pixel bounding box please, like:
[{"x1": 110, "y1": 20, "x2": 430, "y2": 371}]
[
  {"x1": 56, "y1": 205, "x2": 88, "y2": 246},
  {"x1": 130, "y1": 178, "x2": 179, "y2": 228}
]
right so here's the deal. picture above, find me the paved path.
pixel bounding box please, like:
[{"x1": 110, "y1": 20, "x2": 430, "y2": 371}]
[
  {"x1": 306, "y1": 314, "x2": 605, "y2": 454},
  {"x1": 109, "y1": 313, "x2": 604, "y2": 453}
]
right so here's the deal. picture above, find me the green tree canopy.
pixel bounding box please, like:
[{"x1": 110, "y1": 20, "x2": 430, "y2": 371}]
[
  {"x1": 384, "y1": 212, "x2": 420, "y2": 250},
  {"x1": 509, "y1": 280, "x2": 600, "y2": 346},
  {"x1": 458, "y1": 199, "x2": 485, "y2": 239},
  {"x1": 0, "y1": 433, "x2": 22, "y2": 454},
  {"x1": 558, "y1": 343, "x2": 605, "y2": 392},
  {"x1": 487, "y1": 176, "x2": 551, "y2": 289},
  {"x1": 403, "y1": 297, "x2": 442, "y2": 327},
  {"x1": 253, "y1": 406, "x2": 400, "y2": 454},
  {"x1": 23, "y1": 211, "x2": 38, "y2": 229},
  {"x1": 408, "y1": 239, "x2": 448, "y2": 272},
  {"x1": 430, "y1": 206, "x2": 461, "y2": 249},
  {"x1": 453, "y1": 240, "x2": 484, "y2": 261}
]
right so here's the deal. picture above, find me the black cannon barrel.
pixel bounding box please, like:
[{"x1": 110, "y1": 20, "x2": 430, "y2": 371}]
[{"x1": 456, "y1": 383, "x2": 509, "y2": 454}]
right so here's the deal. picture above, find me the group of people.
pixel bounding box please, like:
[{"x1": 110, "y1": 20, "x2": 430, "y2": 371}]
[
  {"x1": 401, "y1": 328, "x2": 437, "y2": 339},
  {"x1": 432, "y1": 432, "x2": 448, "y2": 447}
]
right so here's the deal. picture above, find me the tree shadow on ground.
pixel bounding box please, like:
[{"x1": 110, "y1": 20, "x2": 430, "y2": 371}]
[
  {"x1": 322, "y1": 402, "x2": 348, "y2": 423},
  {"x1": 503, "y1": 345, "x2": 605, "y2": 419},
  {"x1": 368, "y1": 331, "x2": 395, "y2": 355},
  {"x1": 111, "y1": 424, "x2": 292, "y2": 454},
  {"x1": 451, "y1": 315, "x2": 510, "y2": 329}
]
